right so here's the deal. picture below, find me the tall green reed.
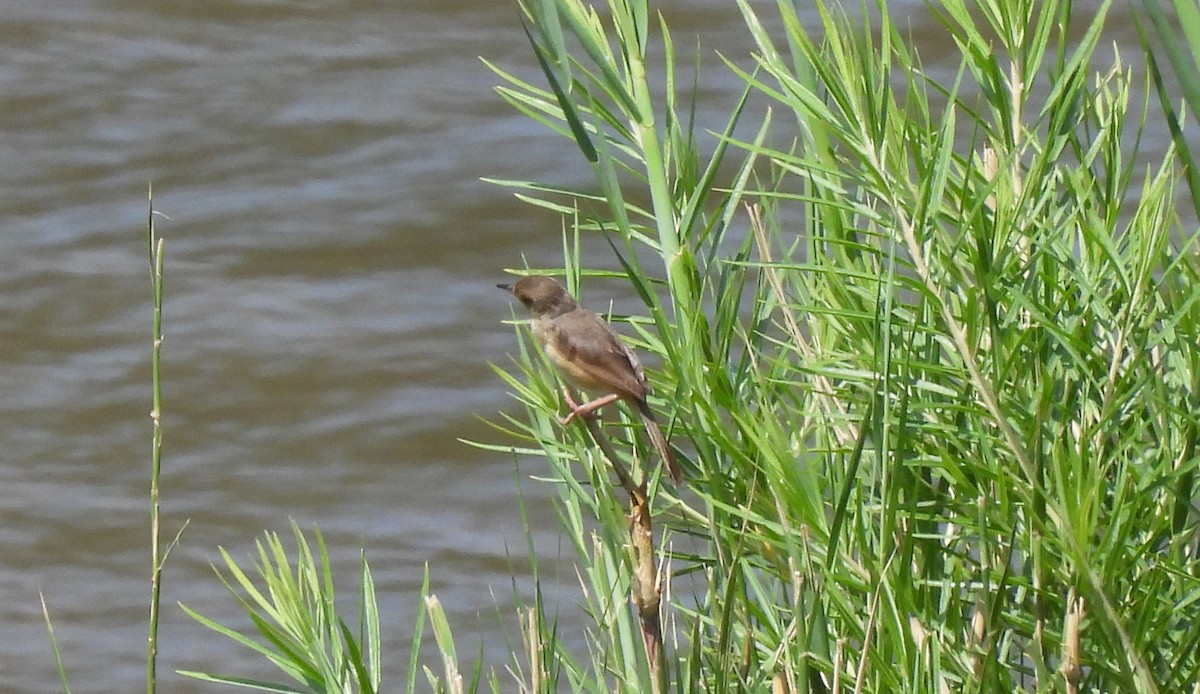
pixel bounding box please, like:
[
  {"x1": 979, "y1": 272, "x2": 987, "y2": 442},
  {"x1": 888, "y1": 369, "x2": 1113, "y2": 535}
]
[{"x1": 146, "y1": 185, "x2": 166, "y2": 694}]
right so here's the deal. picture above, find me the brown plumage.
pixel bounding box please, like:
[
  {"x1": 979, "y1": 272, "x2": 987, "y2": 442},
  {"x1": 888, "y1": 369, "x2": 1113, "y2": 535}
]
[{"x1": 499, "y1": 275, "x2": 682, "y2": 484}]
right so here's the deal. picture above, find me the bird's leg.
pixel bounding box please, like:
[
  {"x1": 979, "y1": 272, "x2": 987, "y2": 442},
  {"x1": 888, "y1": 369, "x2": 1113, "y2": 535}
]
[{"x1": 561, "y1": 387, "x2": 621, "y2": 425}]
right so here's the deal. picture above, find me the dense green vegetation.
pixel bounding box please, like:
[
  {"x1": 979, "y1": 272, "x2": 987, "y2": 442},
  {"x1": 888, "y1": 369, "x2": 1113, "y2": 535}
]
[{"x1": 160, "y1": 1, "x2": 1200, "y2": 692}]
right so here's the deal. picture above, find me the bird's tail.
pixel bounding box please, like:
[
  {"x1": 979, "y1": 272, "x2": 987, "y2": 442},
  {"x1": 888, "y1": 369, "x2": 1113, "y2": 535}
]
[{"x1": 637, "y1": 400, "x2": 683, "y2": 485}]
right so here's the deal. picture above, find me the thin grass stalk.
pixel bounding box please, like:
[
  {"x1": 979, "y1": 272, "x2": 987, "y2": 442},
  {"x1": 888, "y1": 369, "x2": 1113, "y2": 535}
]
[
  {"x1": 146, "y1": 184, "x2": 165, "y2": 694},
  {"x1": 1139, "y1": 0, "x2": 1200, "y2": 217},
  {"x1": 40, "y1": 592, "x2": 72, "y2": 694}
]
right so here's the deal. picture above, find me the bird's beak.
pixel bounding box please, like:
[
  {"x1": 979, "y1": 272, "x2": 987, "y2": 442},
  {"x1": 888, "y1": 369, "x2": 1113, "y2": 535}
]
[{"x1": 496, "y1": 283, "x2": 512, "y2": 292}]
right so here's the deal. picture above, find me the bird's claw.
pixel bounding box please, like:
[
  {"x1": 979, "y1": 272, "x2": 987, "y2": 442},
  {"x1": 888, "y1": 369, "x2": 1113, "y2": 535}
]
[{"x1": 560, "y1": 387, "x2": 594, "y2": 425}]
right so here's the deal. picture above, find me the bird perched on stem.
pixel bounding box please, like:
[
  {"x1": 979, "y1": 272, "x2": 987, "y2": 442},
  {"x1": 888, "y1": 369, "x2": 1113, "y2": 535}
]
[{"x1": 499, "y1": 275, "x2": 682, "y2": 484}]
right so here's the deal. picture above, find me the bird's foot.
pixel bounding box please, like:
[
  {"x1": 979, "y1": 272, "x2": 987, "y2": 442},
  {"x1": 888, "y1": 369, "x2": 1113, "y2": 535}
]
[{"x1": 560, "y1": 388, "x2": 620, "y2": 425}]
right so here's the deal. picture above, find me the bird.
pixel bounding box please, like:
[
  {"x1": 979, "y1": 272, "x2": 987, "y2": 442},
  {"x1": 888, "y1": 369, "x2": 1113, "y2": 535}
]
[{"x1": 499, "y1": 275, "x2": 682, "y2": 484}]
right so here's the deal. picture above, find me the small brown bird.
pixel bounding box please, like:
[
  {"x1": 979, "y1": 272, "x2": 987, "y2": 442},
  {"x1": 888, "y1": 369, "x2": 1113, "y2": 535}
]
[{"x1": 499, "y1": 275, "x2": 682, "y2": 484}]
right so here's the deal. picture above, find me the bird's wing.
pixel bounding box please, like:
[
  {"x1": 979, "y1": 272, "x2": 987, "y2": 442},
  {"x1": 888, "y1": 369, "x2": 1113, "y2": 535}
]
[{"x1": 551, "y1": 311, "x2": 648, "y2": 399}]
